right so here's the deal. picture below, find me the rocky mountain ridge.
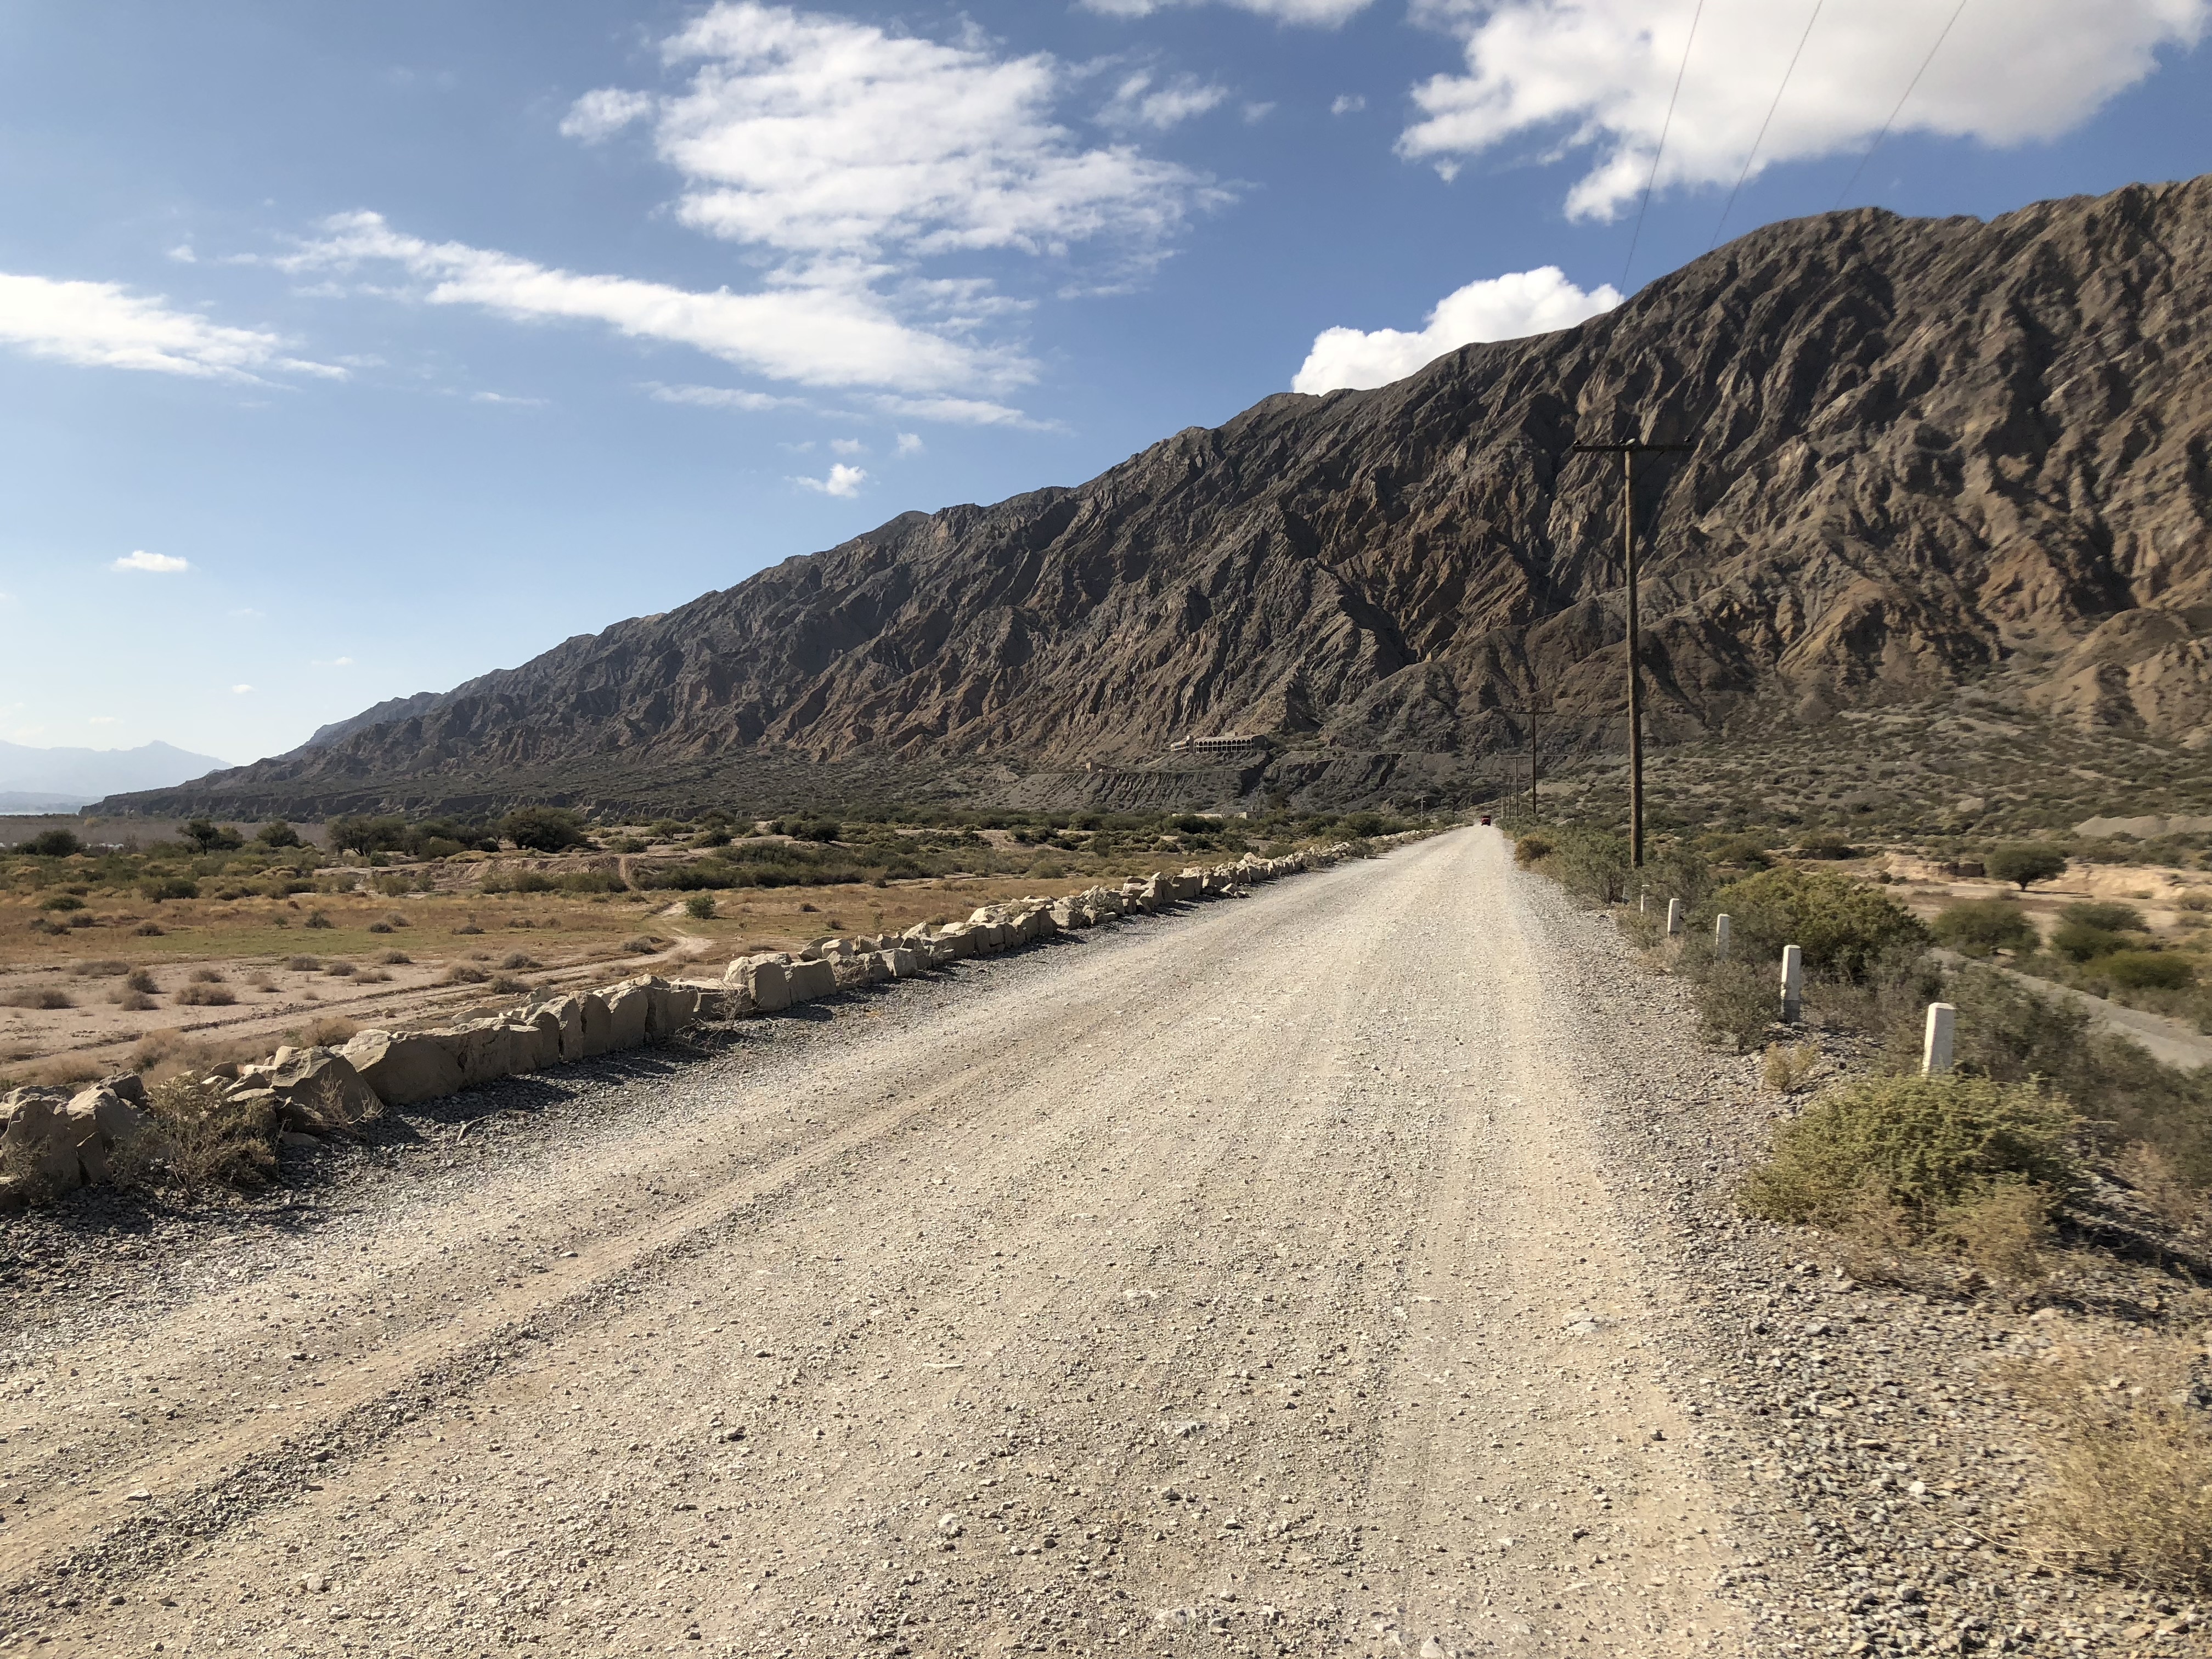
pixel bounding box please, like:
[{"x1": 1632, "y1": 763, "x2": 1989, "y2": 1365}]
[{"x1": 111, "y1": 173, "x2": 2212, "y2": 819}]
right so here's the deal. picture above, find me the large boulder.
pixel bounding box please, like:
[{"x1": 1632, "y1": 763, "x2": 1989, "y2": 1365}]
[
  {"x1": 579, "y1": 990, "x2": 618, "y2": 1057},
  {"x1": 786, "y1": 958, "x2": 838, "y2": 1003},
  {"x1": 602, "y1": 980, "x2": 653, "y2": 1050},
  {"x1": 647, "y1": 981, "x2": 701, "y2": 1037},
  {"x1": 533, "y1": 994, "x2": 590, "y2": 1063},
  {"x1": 236, "y1": 1047, "x2": 383, "y2": 1135},
  {"x1": 1, "y1": 1086, "x2": 89, "y2": 1195},
  {"x1": 726, "y1": 954, "x2": 793, "y2": 1013},
  {"x1": 834, "y1": 953, "x2": 890, "y2": 989},
  {"x1": 882, "y1": 947, "x2": 919, "y2": 978},
  {"x1": 341, "y1": 1030, "x2": 466, "y2": 1107}
]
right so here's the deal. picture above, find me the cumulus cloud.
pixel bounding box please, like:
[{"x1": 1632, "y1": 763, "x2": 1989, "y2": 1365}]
[
  {"x1": 112, "y1": 550, "x2": 191, "y2": 573},
  {"x1": 794, "y1": 461, "x2": 869, "y2": 497},
  {"x1": 560, "y1": 87, "x2": 656, "y2": 142},
  {"x1": 577, "y1": 3, "x2": 1222, "y2": 261},
  {"x1": 1400, "y1": 0, "x2": 2212, "y2": 219},
  {"x1": 830, "y1": 437, "x2": 866, "y2": 455},
  {"x1": 1291, "y1": 266, "x2": 1618, "y2": 392},
  {"x1": 231, "y1": 684, "x2": 254, "y2": 695},
  {"x1": 1081, "y1": 0, "x2": 1374, "y2": 22},
  {"x1": 1102, "y1": 71, "x2": 1230, "y2": 131},
  {"x1": 0, "y1": 273, "x2": 338, "y2": 381},
  {"x1": 895, "y1": 431, "x2": 925, "y2": 456},
  {"x1": 861, "y1": 392, "x2": 1052, "y2": 428},
  {"x1": 1330, "y1": 93, "x2": 1367, "y2": 115},
  {"x1": 280, "y1": 211, "x2": 1024, "y2": 396}
]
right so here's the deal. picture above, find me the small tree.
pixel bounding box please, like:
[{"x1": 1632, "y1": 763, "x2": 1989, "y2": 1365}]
[
  {"x1": 23, "y1": 828, "x2": 80, "y2": 857},
  {"x1": 500, "y1": 805, "x2": 588, "y2": 853},
  {"x1": 1987, "y1": 844, "x2": 2068, "y2": 891},
  {"x1": 255, "y1": 820, "x2": 302, "y2": 849},
  {"x1": 180, "y1": 819, "x2": 243, "y2": 853}
]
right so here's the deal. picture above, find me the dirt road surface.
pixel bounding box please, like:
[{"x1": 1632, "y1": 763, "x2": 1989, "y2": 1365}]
[{"x1": 3, "y1": 829, "x2": 1769, "y2": 1656}]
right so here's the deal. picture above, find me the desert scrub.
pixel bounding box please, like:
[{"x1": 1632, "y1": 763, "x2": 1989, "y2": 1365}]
[
  {"x1": 1694, "y1": 959, "x2": 1777, "y2": 1048},
  {"x1": 1, "y1": 986, "x2": 73, "y2": 1009},
  {"x1": 1742, "y1": 1071, "x2": 2080, "y2": 1228},
  {"x1": 2002, "y1": 1332, "x2": 2212, "y2": 1589},
  {"x1": 1930, "y1": 898, "x2": 2037, "y2": 957},
  {"x1": 143, "y1": 1075, "x2": 276, "y2": 1193},
  {"x1": 1511, "y1": 831, "x2": 1554, "y2": 867},
  {"x1": 173, "y1": 983, "x2": 236, "y2": 1007},
  {"x1": 1709, "y1": 865, "x2": 1926, "y2": 981}
]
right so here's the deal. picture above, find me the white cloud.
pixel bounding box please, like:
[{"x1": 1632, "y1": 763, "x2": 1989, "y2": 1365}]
[
  {"x1": 312, "y1": 656, "x2": 355, "y2": 667},
  {"x1": 895, "y1": 431, "x2": 925, "y2": 456},
  {"x1": 647, "y1": 381, "x2": 797, "y2": 411},
  {"x1": 471, "y1": 390, "x2": 548, "y2": 406},
  {"x1": 88, "y1": 715, "x2": 118, "y2": 725},
  {"x1": 861, "y1": 392, "x2": 1052, "y2": 428},
  {"x1": 1400, "y1": 0, "x2": 2212, "y2": 219},
  {"x1": 231, "y1": 684, "x2": 255, "y2": 695},
  {"x1": 166, "y1": 244, "x2": 197, "y2": 264},
  {"x1": 1291, "y1": 266, "x2": 1619, "y2": 392},
  {"x1": 112, "y1": 550, "x2": 191, "y2": 573},
  {"x1": 573, "y1": 3, "x2": 1221, "y2": 263},
  {"x1": 0, "y1": 273, "x2": 338, "y2": 381},
  {"x1": 560, "y1": 87, "x2": 657, "y2": 142},
  {"x1": 1102, "y1": 71, "x2": 1230, "y2": 131},
  {"x1": 1081, "y1": 0, "x2": 1374, "y2": 22},
  {"x1": 830, "y1": 437, "x2": 866, "y2": 455},
  {"x1": 280, "y1": 210, "x2": 1025, "y2": 396},
  {"x1": 1330, "y1": 93, "x2": 1367, "y2": 115},
  {"x1": 794, "y1": 461, "x2": 869, "y2": 497}
]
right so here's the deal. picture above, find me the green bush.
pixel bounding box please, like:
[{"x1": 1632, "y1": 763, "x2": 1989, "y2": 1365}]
[
  {"x1": 139, "y1": 877, "x2": 199, "y2": 902},
  {"x1": 179, "y1": 819, "x2": 244, "y2": 853},
  {"x1": 2062, "y1": 901, "x2": 2146, "y2": 933},
  {"x1": 501, "y1": 806, "x2": 589, "y2": 853},
  {"x1": 1512, "y1": 832, "x2": 1555, "y2": 867},
  {"x1": 1742, "y1": 1073, "x2": 2081, "y2": 1226},
  {"x1": 2051, "y1": 921, "x2": 2129, "y2": 962},
  {"x1": 684, "y1": 894, "x2": 718, "y2": 920},
  {"x1": 1545, "y1": 829, "x2": 1632, "y2": 904},
  {"x1": 2100, "y1": 950, "x2": 2194, "y2": 991},
  {"x1": 1694, "y1": 958, "x2": 1777, "y2": 1048},
  {"x1": 1710, "y1": 865, "x2": 1926, "y2": 981},
  {"x1": 254, "y1": 820, "x2": 301, "y2": 849},
  {"x1": 1931, "y1": 898, "x2": 2037, "y2": 957},
  {"x1": 1988, "y1": 844, "x2": 2068, "y2": 890},
  {"x1": 22, "y1": 828, "x2": 81, "y2": 857},
  {"x1": 36, "y1": 893, "x2": 86, "y2": 911}
]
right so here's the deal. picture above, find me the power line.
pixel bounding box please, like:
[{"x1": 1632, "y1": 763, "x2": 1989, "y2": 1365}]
[
  {"x1": 1709, "y1": 0, "x2": 1824, "y2": 250},
  {"x1": 1832, "y1": 0, "x2": 1970, "y2": 210},
  {"x1": 1619, "y1": 0, "x2": 1708, "y2": 293}
]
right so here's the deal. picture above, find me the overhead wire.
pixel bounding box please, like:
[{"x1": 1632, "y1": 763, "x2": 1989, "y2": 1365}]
[
  {"x1": 1832, "y1": 0, "x2": 1971, "y2": 210},
  {"x1": 1618, "y1": 0, "x2": 1707, "y2": 293},
  {"x1": 1709, "y1": 0, "x2": 1825, "y2": 250}
]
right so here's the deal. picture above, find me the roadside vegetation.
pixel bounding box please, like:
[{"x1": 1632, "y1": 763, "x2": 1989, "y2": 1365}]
[{"x1": 1513, "y1": 818, "x2": 2212, "y2": 1592}]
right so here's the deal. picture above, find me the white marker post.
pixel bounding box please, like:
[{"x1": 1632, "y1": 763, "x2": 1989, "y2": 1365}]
[
  {"x1": 1922, "y1": 1002, "x2": 1956, "y2": 1076},
  {"x1": 1780, "y1": 945, "x2": 1804, "y2": 1024},
  {"x1": 1714, "y1": 913, "x2": 1733, "y2": 961},
  {"x1": 1666, "y1": 897, "x2": 1684, "y2": 936}
]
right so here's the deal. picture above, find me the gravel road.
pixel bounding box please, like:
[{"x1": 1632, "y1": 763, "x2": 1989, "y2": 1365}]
[{"x1": 3, "y1": 830, "x2": 2193, "y2": 1657}]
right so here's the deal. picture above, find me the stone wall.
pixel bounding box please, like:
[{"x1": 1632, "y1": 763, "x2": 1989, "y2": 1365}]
[{"x1": 0, "y1": 835, "x2": 1430, "y2": 1210}]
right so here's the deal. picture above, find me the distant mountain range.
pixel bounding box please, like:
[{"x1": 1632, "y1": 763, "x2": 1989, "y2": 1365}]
[
  {"x1": 104, "y1": 173, "x2": 2212, "y2": 820},
  {"x1": 1, "y1": 740, "x2": 232, "y2": 812}
]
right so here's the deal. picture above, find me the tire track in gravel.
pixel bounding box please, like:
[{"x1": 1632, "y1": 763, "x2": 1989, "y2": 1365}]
[{"x1": 3, "y1": 829, "x2": 1752, "y2": 1658}]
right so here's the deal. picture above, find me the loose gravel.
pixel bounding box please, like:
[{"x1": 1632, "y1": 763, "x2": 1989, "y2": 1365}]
[{"x1": 0, "y1": 829, "x2": 2200, "y2": 1656}]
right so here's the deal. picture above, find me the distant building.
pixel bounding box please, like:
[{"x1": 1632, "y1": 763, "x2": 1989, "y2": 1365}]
[{"x1": 1180, "y1": 732, "x2": 1262, "y2": 755}]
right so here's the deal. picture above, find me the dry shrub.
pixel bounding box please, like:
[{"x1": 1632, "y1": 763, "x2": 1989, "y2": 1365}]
[
  {"x1": 621, "y1": 936, "x2": 663, "y2": 955},
  {"x1": 499, "y1": 951, "x2": 540, "y2": 970},
  {"x1": 443, "y1": 964, "x2": 490, "y2": 985},
  {"x1": 174, "y1": 983, "x2": 236, "y2": 1007},
  {"x1": 22, "y1": 1055, "x2": 101, "y2": 1088},
  {"x1": 2002, "y1": 1333, "x2": 2212, "y2": 1590},
  {"x1": 2117, "y1": 1144, "x2": 2207, "y2": 1234},
  {"x1": 244, "y1": 971, "x2": 274, "y2": 991},
  {"x1": 323, "y1": 961, "x2": 356, "y2": 978},
  {"x1": 130, "y1": 1028, "x2": 271, "y2": 1083},
  {"x1": 131, "y1": 921, "x2": 164, "y2": 937},
  {"x1": 292, "y1": 1015, "x2": 357, "y2": 1047},
  {"x1": 382, "y1": 911, "x2": 411, "y2": 928},
  {"x1": 373, "y1": 949, "x2": 411, "y2": 966},
  {"x1": 354, "y1": 966, "x2": 391, "y2": 984},
  {"x1": 143, "y1": 1075, "x2": 276, "y2": 1193},
  {"x1": 110, "y1": 989, "x2": 158, "y2": 1012},
  {"x1": 488, "y1": 973, "x2": 531, "y2": 995},
  {"x1": 366, "y1": 921, "x2": 393, "y2": 934},
  {"x1": 68, "y1": 958, "x2": 131, "y2": 978},
  {"x1": 1938, "y1": 1181, "x2": 2053, "y2": 1283},
  {"x1": 123, "y1": 968, "x2": 159, "y2": 994},
  {"x1": 1745, "y1": 1072, "x2": 2081, "y2": 1228},
  {"x1": 1513, "y1": 832, "x2": 1555, "y2": 867},
  {"x1": 284, "y1": 954, "x2": 321, "y2": 972},
  {"x1": 1762, "y1": 1041, "x2": 1820, "y2": 1094},
  {"x1": 2, "y1": 987, "x2": 74, "y2": 1010},
  {"x1": 454, "y1": 923, "x2": 483, "y2": 935},
  {"x1": 188, "y1": 966, "x2": 225, "y2": 984},
  {"x1": 303, "y1": 911, "x2": 333, "y2": 930},
  {"x1": 1695, "y1": 959, "x2": 1775, "y2": 1050}
]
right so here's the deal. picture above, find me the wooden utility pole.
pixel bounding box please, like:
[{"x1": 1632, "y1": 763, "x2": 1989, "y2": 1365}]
[{"x1": 1568, "y1": 437, "x2": 1692, "y2": 867}]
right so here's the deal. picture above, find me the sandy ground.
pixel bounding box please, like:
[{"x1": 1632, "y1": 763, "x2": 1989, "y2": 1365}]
[{"x1": 4, "y1": 828, "x2": 2120, "y2": 1658}]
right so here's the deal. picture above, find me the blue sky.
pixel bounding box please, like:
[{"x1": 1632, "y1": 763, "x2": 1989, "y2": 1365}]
[{"x1": 2, "y1": 0, "x2": 2208, "y2": 768}]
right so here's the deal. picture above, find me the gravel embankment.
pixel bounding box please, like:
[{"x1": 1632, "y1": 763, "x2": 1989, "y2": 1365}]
[{"x1": 0, "y1": 828, "x2": 2200, "y2": 1656}]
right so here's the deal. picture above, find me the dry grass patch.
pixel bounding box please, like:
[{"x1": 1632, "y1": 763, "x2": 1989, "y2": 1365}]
[
  {"x1": 142, "y1": 1075, "x2": 276, "y2": 1193},
  {"x1": 2001, "y1": 1331, "x2": 2212, "y2": 1590},
  {"x1": 1760, "y1": 1040, "x2": 1820, "y2": 1093},
  {"x1": 173, "y1": 983, "x2": 236, "y2": 1007},
  {"x1": 1, "y1": 986, "x2": 74, "y2": 1010}
]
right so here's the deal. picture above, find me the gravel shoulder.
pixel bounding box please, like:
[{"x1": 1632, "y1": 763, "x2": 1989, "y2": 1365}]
[{"x1": 1, "y1": 830, "x2": 2199, "y2": 1656}]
